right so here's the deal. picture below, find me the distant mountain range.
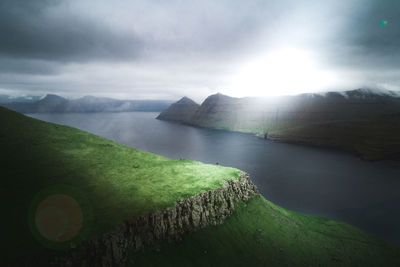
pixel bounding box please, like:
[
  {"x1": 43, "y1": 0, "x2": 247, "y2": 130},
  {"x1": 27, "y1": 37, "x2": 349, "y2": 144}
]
[
  {"x1": 0, "y1": 94, "x2": 173, "y2": 113},
  {"x1": 0, "y1": 94, "x2": 42, "y2": 103},
  {"x1": 157, "y1": 88, "x2": 400, "y2": 160}
]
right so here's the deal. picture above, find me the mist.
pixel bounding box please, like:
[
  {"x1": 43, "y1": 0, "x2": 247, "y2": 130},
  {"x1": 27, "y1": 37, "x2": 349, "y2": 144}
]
[{"x1": 1, "y1": 0, "x2": 399, "y2": 102}]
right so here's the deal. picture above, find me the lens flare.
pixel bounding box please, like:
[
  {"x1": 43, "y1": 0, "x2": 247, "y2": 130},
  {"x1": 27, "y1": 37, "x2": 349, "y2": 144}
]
[
  {"x1": 28, "y1": 185, "x2": 92, "y2": 249},
  {"x1": 35, "y1": 194, "x2": 83, "y2": 242}
]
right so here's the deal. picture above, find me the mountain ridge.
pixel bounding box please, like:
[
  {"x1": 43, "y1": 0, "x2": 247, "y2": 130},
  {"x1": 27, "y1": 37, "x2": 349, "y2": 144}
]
[
  {"x1": 0, "y1": 94, "x2": 173, "y2": 113},
  {"x1": 158, "y1": 88, "x2": 400, "y2": 160},
  {"x1": 159, "y1": 88, "x2": 400, "y2": 128}
]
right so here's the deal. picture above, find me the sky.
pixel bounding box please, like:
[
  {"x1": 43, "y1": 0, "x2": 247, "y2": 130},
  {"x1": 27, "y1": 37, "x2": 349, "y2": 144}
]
[{"x1": 0, "y1": 0, "x2": 399, "y2": 102}]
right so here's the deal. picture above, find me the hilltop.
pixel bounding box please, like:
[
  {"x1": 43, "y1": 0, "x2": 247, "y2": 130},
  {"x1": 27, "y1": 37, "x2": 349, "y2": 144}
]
[
  {"x1": 156, "y1": 96, "x2": 200, "y2": 123},
  {"x1": 1, "y1": 106, "x2": 399, "y2": 266}
]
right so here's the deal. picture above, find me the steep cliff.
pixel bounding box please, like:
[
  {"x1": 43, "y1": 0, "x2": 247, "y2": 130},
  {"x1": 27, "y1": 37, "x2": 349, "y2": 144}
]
[
  {"x1": 53, "y1": 173, "x2": 259, "y2": 266},
  {"x1": 156, "y1": 96, "x2": 200, "y2": 123}
]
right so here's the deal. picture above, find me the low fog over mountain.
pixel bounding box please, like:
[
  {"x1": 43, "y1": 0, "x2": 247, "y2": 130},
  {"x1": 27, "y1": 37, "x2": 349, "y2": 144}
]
[{"x1": 0, "y1": 94, "x2": 172, "y2": 113}]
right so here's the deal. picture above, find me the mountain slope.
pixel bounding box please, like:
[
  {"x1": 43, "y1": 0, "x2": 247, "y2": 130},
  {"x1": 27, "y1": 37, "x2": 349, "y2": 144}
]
[
  {"x1": 132, "y1": 196, "x2": 400, "y2": 267},
  {"x1": 189, "y1": 89, "x2": 400, "y2": 132},
  {"x1": 156, "y1": 96, "x2": 200, "y2": 123},
  {"x1": 160, "y1": 89, "x2": 400, "y2": 131},
  {"x1": 158, "y1": 89, "x2": 400, "y2": 160},
  {"x1": 36, "y1": 94, "x2": 69, "y2": 112},
  {"x1": 267, "y1": 115, "x2": 400, "y2": 161}
]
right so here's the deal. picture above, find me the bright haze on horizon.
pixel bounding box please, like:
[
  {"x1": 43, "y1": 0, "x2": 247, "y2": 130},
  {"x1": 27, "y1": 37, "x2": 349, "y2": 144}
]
[{"x1": 0, "y1": 0, "x2": 399, "y2": 102}]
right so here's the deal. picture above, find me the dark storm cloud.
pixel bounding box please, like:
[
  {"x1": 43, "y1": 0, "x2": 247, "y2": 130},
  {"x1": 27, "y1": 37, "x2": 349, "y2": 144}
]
[
  {"x1": 0, "y1": 57, "x2": 60, "y2": 75},
  {"x1": 0, "y1": 0, "x2": 144, "y2": 62},
  {"x1": 0, "y1": 0, "x2": 264, "y2": 63}
]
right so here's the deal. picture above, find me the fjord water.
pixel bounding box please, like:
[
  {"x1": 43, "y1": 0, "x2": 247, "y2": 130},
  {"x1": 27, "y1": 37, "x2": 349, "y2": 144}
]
[{"x1": 29, "y1": 112, "x2": 400, "y2": 246}]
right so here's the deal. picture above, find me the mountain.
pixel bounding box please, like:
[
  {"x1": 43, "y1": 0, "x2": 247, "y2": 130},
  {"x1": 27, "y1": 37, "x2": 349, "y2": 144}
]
[
  {"x1": 0, "y1": 94, "x2": 42, "y2": 103},
  {"x1": 2, "y1": 106, "x2": 399, "y2": 266},
  {"x1": 157, "y1": 89, "x2": 400, "y2": 160},
  {"x1": 0, "y1": 94, "x2": 173, "y2": 113},
  {"x1": 65, "y1": 95, "x2": 128, "y2": 113},
  {"x1": 160, "y1": 89, "x2": 400, "y2": 132},
  {"x1": 0, "y1": 94, "x2": 68, "y2": 113},
  {"x1": 156, "y1": 96, "x2": 200, "y2": 123},
  {"x1": 36, "y1": 94, "x2": 69, "y2": 112}
]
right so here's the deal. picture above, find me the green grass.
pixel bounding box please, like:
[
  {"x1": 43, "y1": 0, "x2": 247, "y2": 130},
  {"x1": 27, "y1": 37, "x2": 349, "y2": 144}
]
[
  {"x1": 130, "y1": 195, "x2": 400, "y2": 267},
  {"x1": 267, "y1": 117, "x2": 400, "y2": 161},
  {"x1": 2, "y1": 106, "x2": 400, "y2": 266},
  {"x1": 193, "y1": 112, "x2": 400, "y2": 161},
  {"x1": 0, "y1": 107, "x2": 241, "y2": 263}
]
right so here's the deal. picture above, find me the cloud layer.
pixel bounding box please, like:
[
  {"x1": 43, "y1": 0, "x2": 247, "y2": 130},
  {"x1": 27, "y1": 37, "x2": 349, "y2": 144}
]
[{"x1": 0, "y1": 0, "x2": 399, "y2": 101}]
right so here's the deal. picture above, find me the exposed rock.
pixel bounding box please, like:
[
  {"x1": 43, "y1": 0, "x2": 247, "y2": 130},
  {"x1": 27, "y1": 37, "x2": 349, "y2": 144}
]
[{"x1": 52, "y1": 173, "x2": 258, "y2": 266}]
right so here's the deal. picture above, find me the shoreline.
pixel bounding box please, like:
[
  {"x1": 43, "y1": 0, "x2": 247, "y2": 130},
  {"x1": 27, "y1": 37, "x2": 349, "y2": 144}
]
[{"x1": 158, "y1": 117, "x2": 400, "y2": 164}]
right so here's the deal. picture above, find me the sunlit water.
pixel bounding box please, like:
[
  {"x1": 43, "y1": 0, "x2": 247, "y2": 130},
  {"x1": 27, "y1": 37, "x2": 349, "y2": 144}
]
[{"x1": 29, "y1": 112, "x2": 400, "y2": 246}]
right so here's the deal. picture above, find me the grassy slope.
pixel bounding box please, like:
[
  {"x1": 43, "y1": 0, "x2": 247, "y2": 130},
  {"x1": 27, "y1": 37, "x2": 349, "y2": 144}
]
[
  {"x1": 191, "y1": 114, "x2": 400, "y2": 161},
  {"x1": 267, "y1": 117, "x2": 400, "y2": 161},
  {"x1": 2, "y1": 107, "x2": 400, "y2": 266},
  {"x1": 131, "y1": 196, "x2": 400, "y2": 267},
  {"x1": 174, "y1": 93, "x2": 400, "y2": 160},
  {"x1": 0, "y1": 107, "x2": 240, "y2": 263}
]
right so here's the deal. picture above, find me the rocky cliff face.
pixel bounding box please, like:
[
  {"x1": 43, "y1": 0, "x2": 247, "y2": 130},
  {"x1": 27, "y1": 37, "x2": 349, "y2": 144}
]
[{"x1": 53, "y1": 173, "x2": 258, "y2": 266}]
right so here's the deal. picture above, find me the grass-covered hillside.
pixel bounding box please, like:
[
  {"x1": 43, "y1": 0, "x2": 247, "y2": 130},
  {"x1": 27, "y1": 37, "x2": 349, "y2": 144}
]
[
  {"x1": 1, "y1": 106, "x2": 400, "y2": 266},
  {"x1": 267, "y1": 115, "x2": 400, "y2": 161},
  {"x1": 132, "y1": 196, "x2": 400, "y2": 267},
  {"x1": 0, "y1": 107, "x2": 240, "y2": 264},
  {"x1": 158, "y1": 90, "x2": 400, "y2": 161}
]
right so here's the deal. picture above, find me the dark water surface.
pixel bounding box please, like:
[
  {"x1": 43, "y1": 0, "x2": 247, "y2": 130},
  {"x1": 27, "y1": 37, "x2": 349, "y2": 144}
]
[{"x1": 29, "y1": 112, "x2": 400, "y2": 246}]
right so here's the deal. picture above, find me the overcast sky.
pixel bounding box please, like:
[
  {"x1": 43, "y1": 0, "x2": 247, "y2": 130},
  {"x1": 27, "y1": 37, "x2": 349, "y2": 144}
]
[{"x1": 0, "y1": 0, "x2": 399, "y2": 101}]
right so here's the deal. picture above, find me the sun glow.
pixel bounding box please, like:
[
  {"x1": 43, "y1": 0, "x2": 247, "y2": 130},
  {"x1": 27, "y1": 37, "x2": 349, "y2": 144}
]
[{"x1": 228, "y1": 48, "x2": 336, "y2": 97}]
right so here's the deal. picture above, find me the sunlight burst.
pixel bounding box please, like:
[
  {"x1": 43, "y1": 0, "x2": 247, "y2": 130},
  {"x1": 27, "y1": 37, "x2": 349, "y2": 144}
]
[{"x1": 229, "y1": 48, "x2": 336, "y2": 97}]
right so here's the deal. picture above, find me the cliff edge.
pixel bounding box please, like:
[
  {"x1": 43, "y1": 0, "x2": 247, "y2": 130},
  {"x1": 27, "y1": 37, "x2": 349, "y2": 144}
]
[{"x1": 53, "y1": 173, "x2": 258, "y2": 266}]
